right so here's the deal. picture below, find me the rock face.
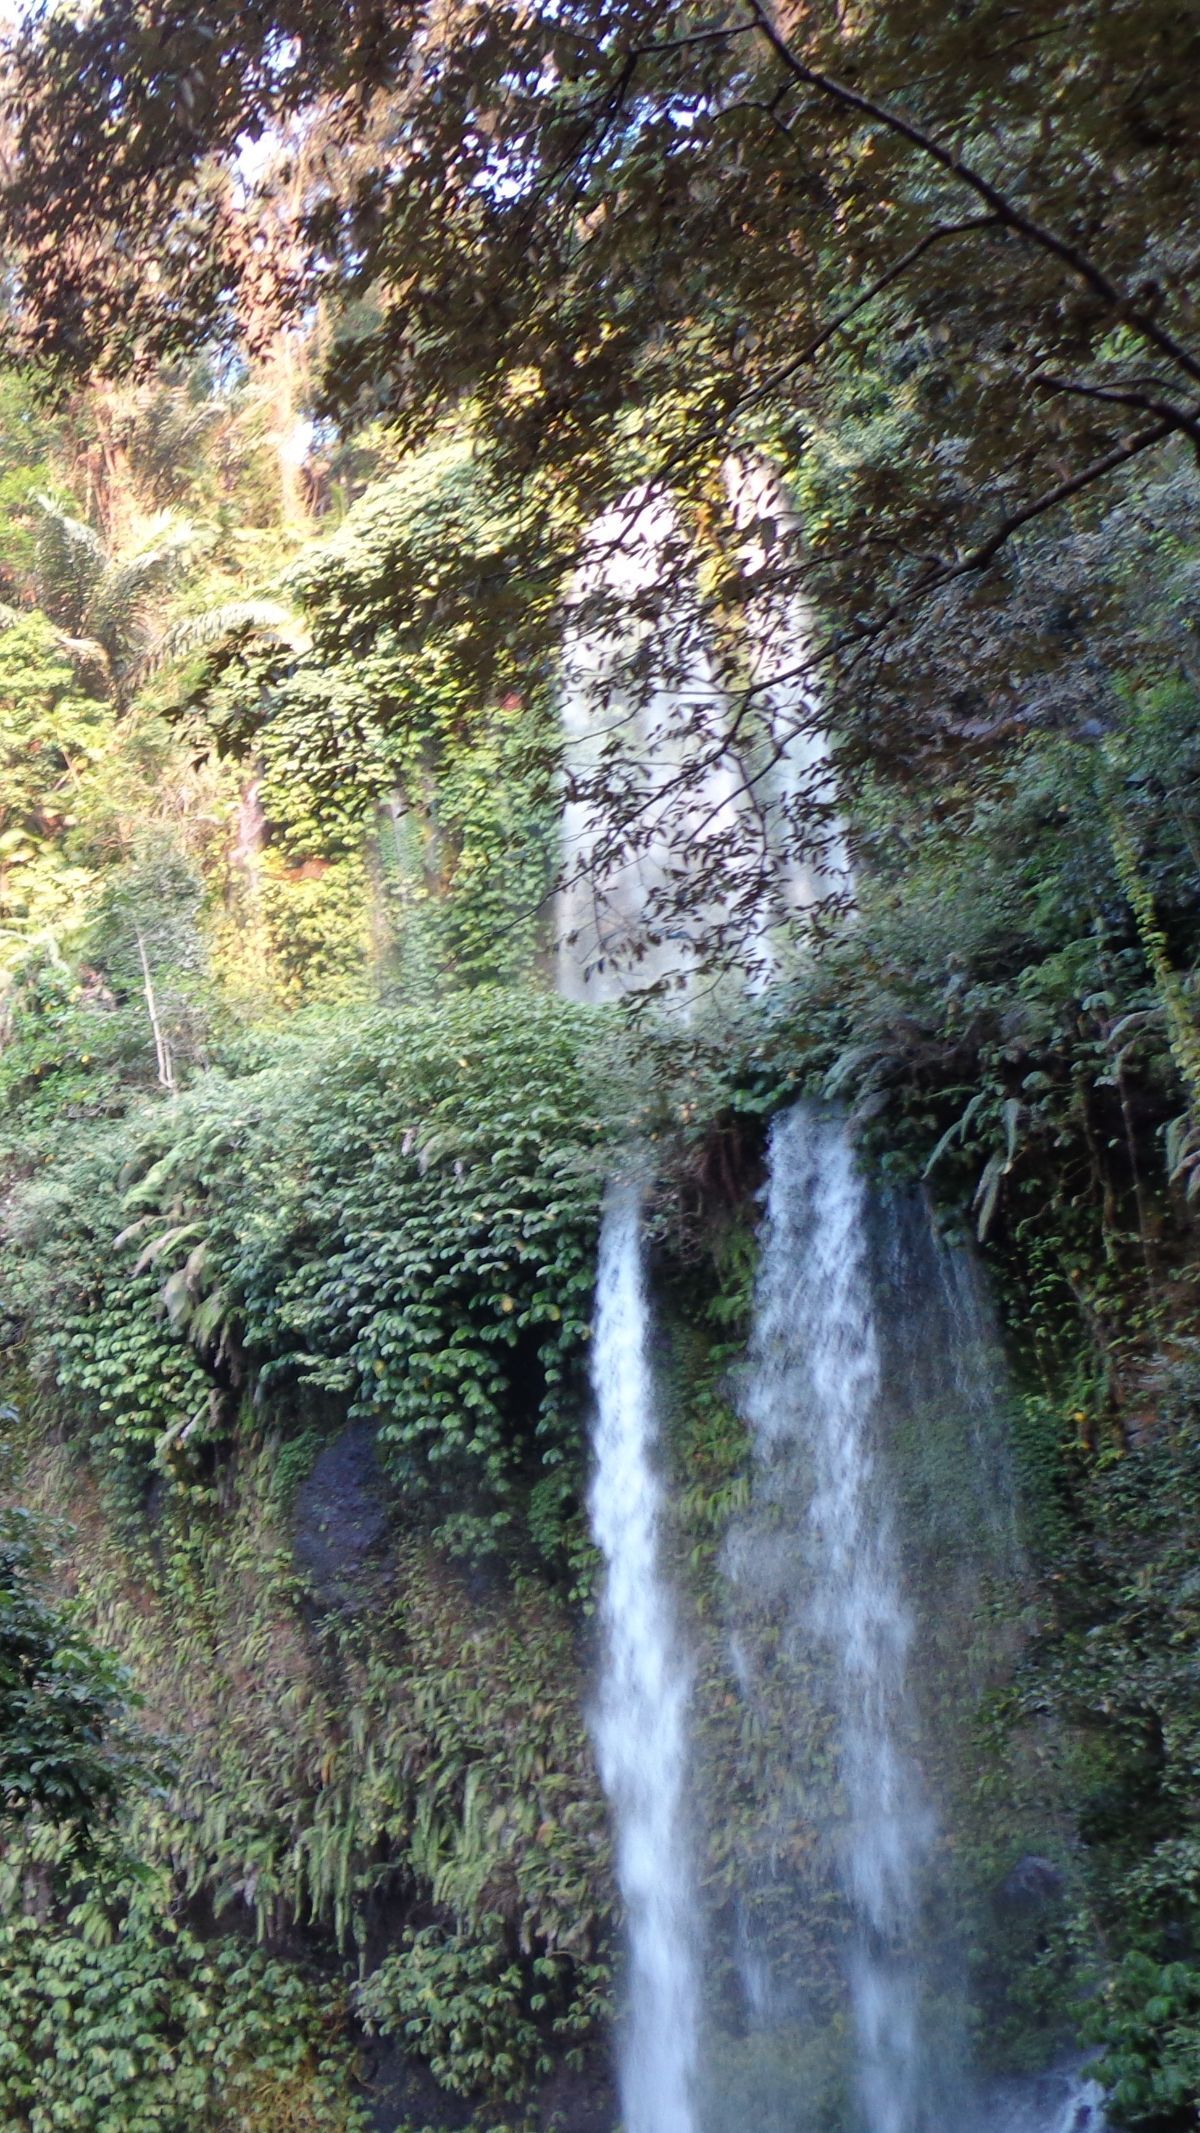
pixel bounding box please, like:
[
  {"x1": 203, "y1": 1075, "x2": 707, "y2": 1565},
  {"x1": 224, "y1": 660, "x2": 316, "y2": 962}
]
[
  {"x1": 356, "y1": 2037, "x2": 477, "y2": 2133},
  {"x1": 291, "y1": 1422, "x2": 391, "y2": 1608},
  {"x1": 358, "y1": 2033, "x2": 617, "y2": 2133},
  {"x1": 998, "y1": 1855, "x2": 1067, "y2": 1909}
]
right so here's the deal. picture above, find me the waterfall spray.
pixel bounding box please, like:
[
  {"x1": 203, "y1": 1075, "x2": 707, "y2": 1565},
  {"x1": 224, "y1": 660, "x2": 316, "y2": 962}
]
[
  {"x1": 587, "y1": 1176, "x2": 701, "y2": 2133},
  {"x1": 738, "y1": 1106, "x2": 934, "y2": 2133},
  {"x1": 557, "y1": 487, "x2": 742, "y2": 1004}
]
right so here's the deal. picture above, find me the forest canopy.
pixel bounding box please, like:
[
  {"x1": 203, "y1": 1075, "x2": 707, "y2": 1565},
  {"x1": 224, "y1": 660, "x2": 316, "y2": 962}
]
[{"x1": 2, "y1": 0, "x2": 1198, "y2": 866}]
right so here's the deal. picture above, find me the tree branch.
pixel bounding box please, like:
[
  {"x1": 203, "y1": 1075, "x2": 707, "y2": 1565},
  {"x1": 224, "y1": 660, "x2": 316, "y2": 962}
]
[
  {"x1": 902, "y1": 420, "x2": 1176, "y2": 594},
  {"x1": 742, "y1": 0, "x2": 1200, "y2": 393},
  {"x1": 1032, "y1": 374, "x2": 1200, "y2": 453}
]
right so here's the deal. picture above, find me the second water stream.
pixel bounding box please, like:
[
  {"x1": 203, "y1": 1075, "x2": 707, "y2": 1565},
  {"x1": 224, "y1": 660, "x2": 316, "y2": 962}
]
[{"x1": 585, "y1": 1107, "x2": 1104, "y2": 2133}]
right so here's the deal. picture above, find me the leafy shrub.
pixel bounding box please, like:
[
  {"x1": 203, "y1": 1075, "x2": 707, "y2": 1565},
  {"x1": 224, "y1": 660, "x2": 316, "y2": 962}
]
[
  {"x1": 4, "y1": 988, "x2": 615, "y2": 1553},
  {"x1": 1093, "y1": 1954, "x2": 1200, "y2": 2130},
  {"x1": 356, "y1": 1917, "x2": 546, "y2": 2099},
  {"x1": 201, "y1": 433, "x2": 556, "y2": 997},
  {"x1": 0, "y1": 1506, "x2": 145, "y2": 1830},
  {"x1": 0, "y1": 1889, "x2": 365, "y2": 2133}
]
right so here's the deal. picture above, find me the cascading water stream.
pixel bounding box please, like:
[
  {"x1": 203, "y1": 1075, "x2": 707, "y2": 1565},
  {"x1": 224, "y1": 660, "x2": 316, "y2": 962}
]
[
  {"x1": 738, "y1": 1105, "x2": 934, "y2": 2133},
  {"x1": 557, "y1": 475, "x2": 1104, "y2": 2133},
  {"x1": 587, "y1": 1176, "x2": 701, "y2": 2133},
  {"x1": 723, "y1": 453, "x2": 852, "y2": 970},
  {"x1": 556, "y1": 460, "x2": 845, "y2": 1004}
]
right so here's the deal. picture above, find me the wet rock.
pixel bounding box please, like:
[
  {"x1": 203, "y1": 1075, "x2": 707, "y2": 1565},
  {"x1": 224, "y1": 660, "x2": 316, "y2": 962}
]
[
  {"x1": 356, "y1": 2036, "x2": 476, "y2": 2132},
  {"x1": 292, "y1": 1421, "x2": 390, "y2": 1609},
  {"x1": 998, "y1": 1854, "x2": 1066, "y2": 1908}
]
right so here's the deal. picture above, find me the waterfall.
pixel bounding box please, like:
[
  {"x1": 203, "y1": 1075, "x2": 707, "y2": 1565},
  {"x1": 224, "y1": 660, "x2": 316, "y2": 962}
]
[
  {"x1": 736, "y1": 1105, "x2": 934, "y2": 2133},
  {"x1": 556, "y1": 461, "x2": 847, "y2": 1002},
  {"x1": 1052, "y1": 2075, "x2": 1107, "y2": 2133},
  {"x1": 723, "y1": 454, "x2": 851, "y2": 967},
  {"x1": 987, "y1": 2066, "x2": 1107, "y2": 2133},
  {"x1": 587, "y1": 1176, "x2": 701, "y2": 2133},
  {"x1": 557, "y1": 486, "x2": 743, "y2": 1004},
  {"x1": 559, "y1": 480, "x2": 1097, "y2": 2133}
]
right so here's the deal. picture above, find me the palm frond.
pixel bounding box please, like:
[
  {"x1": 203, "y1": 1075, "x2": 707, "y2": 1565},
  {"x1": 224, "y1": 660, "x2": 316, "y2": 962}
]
[
  {"x1": 129, "y1": 386, "x2": 228, "y2": 505},
  {"x1": 32, "y1": 494, "x2": 105, "y2": 634},
  {"x1": 131, "y1": 599, "x2": 307, "y2": 687},
  {"x1": 55, "y1": 633, "x2": 114, "y2": 697},
  {"x1": 84, "y1": 514, "x2": 196, "y2": 668}
]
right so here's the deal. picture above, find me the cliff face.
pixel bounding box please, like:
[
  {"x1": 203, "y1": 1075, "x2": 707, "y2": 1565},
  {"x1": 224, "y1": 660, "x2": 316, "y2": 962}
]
[{"x1": 4, "y1": 950, "x2": 1200, "y2": 2130}]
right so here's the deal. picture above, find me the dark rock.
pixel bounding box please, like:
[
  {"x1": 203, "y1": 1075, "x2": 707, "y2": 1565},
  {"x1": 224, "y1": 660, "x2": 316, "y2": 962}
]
[
  {"x1": 143, "y1": 1469, "x2": 169, "y2": 1531},
  {"x1": 356, "y1": 2035, "x2": 477, "y2": 2132},
  {"x1": 997, "y1": 1854, "x2": 1066, "y2": 1909},
  {"x1": 292, "y1": 1421, "x2": 390, "y2": 1609},
  {"x1": 354, "y1": 2031, "x2": 617, "y2": 2133},
  {"x1": 536, "y1": 2046, "x2": 617, "y2": 2132}
]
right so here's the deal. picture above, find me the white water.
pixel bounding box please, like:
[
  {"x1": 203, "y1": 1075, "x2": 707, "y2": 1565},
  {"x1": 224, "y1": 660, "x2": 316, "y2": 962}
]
[
  {"x1": 986, "y1": 2067, "x2": 1107, "y2": 2133},
  {"x1": 723, "y1": 453, "x2": 851, "y2": 975},
  {"x1": 1054, "y1": 2077, "x2": 1107, "y2": 2133},
  {"x1": 582, "y1": 1136, "x2": 1104, "y2": 2133},
  {"x1": 587, "y1": 1177, "x2": 701, "y2": 2133},
  {"x1": 739, "y1": 1106, "x2": 934, "y2": 2133},
  {"x1": 556, "y1": 461, "x2": 848, "y2": 1001},
  {"x1": 557, "y1": 486, "x2": 743, "y2": 1003}
]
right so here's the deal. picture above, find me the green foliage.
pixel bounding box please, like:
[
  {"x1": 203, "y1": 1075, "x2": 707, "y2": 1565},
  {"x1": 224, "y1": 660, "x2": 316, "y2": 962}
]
[
  {"x1": 705, "y1": 2025, "x2": 849, "y2": 2133},
  {"x1": 749, "y1": 687, "x2": 1200, "y2": 1385},
  {"x1": 93, "y1": 990, "x2": 610, "y2": 1549},
  {"x1": 0, "y1": 984, "x2": 620, "y2": 2105},
  {"x1": 0, "y1": 953, "x2": 184, "y2": 1168},
  {"x1": 0, "y1": 1506, "x2": 144, "y2": 1831},
  {"x1": 4, "y1": 1121, "x2": 216, "y2": 1480},
  {"x1": 356, "y1": 1916, "x2": 588, "y2": 2100},
  {"x1": 993, "y1": 1384, "x2": 1200, "y2": 2124},
  {"x1": 0, "y1": 1432, "x2": 613, "y2": 2108},
  {"x1": 4, "y1": 988, "x2": 618, "y2": 1555},
  {"x1": 0, "y1": 371, "x2": 61, "y2": 578},
  {"x1": 33, "y1": 495, "x2": 200, "y2": 702},
  {"x1": 256, "y1": 851, "x2": 374, "y2": 1006},
  {"x1": 0, "y1": 380, "x2": 625, "y2": 2123},
  {"x1": 0, "y1": 614, "x2": 111, "y2": 975},
  {"x1": 200, "y1": 435, "x2": 556, "y2": 998},
  {"x1": 0, "y1": 1866, "x2": 365, "y2": 2133},
  {"x1": 1094, "y1": 1955, "x2": 1200, "y2": 2129}
]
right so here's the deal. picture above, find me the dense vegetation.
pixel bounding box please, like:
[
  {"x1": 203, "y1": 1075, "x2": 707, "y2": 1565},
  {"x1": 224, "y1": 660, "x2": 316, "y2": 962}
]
[{"x1": 0, "y1": 1, "x2": 1197, "y2": 2128}]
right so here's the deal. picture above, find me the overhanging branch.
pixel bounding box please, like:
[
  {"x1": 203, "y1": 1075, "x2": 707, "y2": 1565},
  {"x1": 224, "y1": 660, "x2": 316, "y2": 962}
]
[{"x1": 742, "y1": 0, "x2": 1200, "y2": 396}]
